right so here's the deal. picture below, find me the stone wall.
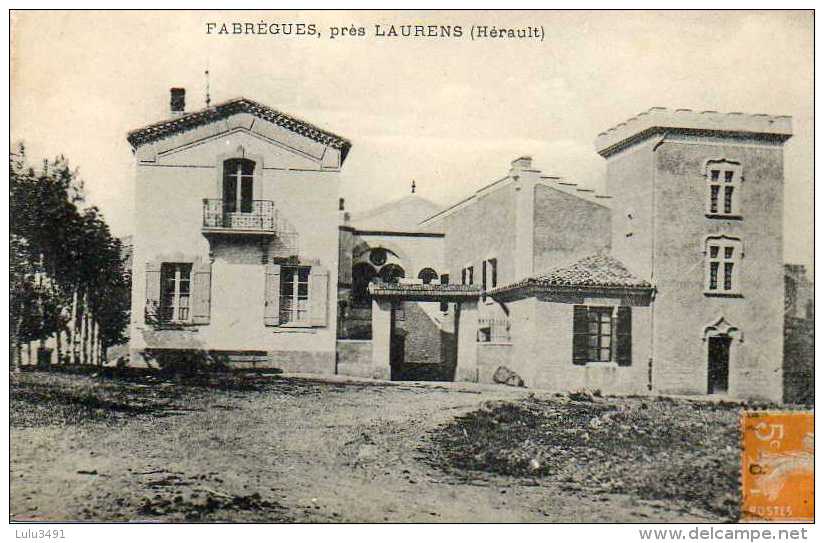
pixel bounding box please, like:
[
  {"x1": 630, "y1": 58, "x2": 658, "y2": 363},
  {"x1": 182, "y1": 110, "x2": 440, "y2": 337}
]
[
  {"x1": 335, "y1": 340, "x2": 378, "y2": 379},
  {"x1": 532, "y1": 184, "x2": 611, "y2": 273},
  {"x1": 426, "y1": 181, "x2": 517, "y2": 287},
  {"x1": 398, "y1": 302, "x2": 443, "y2": 365},
  {"x1": 507, "y1": 297, "x2": 651, "y2": 394},
  {"x1": 650, "y1": 139, "x2": 784, "y2": 401},
  {"x1": 783, "y1": 317, "x2": 814, "y2": 405},
  {"x1": 477, "y1": 343, "x2": 513, "y2": 384}
]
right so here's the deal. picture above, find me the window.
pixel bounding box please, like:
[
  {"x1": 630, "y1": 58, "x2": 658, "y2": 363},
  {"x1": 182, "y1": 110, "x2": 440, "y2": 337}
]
[
  {"x1": 369, "y1": 248, "x2": 387, "y2": 267},
  {"x1": 483, "y1": 258, "x2": 497, "y2": 289},
  {"x1": 461, "y1": 266, "x2": 474, "y2": 285},
  {"x1": 705, "y1": 160, "x2": 742, "y2": 217},
  {"x1": 572, "y1": 305, "x2": 632, "y2": 366},
  {"x1": 706, "y1": 237, "x2": 742, "y2": 295},
  {"x1": 482, "y1": 258, "x2": 497, "y2": 301},
  {"x1": 379, "y1": 263, "x2": 405, "y2": 284},
  {"x1": 417, "y1": 267, "x2": 438, "y2": 285},
  {"x1": 159, "y1": 263, "x2": 192, "y2": 322},
  {"x1": 223, "y1": 158, "x2": 255, "y2": 213},
  {"x1": 578, "y1": 306, "x2": 613, "y2": 363},
  {"x1": 280, "y1": 266, "x2": 310, "y2": 324}
]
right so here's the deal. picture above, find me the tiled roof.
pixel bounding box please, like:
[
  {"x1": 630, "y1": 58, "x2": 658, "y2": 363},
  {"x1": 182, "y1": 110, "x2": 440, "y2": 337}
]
[
  {"x1": 490, "y1": 254, "x2": 652, "y2": 297},
  {"x1": 127, "y1": 97, "x2": 352, "y2": 159},
  {"x1": 369, "y1": 282, "x2": 480, "y2": 299}
]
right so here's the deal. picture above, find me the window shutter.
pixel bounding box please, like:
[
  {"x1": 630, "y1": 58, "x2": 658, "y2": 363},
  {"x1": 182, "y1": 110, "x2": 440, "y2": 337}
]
[
  {"x1": 264, "y1": 264, "x2": 281, "y2": 326},
  {"x1": 309, "y1": 265, "x2": 329, "y2": 327},
  {"x1": 572, "y1": 305, "x2": 588, "y2": 365},
  {"x1": 615, "y1": 306, "x2": 632, "y2": 367},
  {"x1": 191, "y1": 260, "x2": 212, "y2": 325},
  {"x1": 144, "y1": 261, "x2": 161, "y2": 324}
]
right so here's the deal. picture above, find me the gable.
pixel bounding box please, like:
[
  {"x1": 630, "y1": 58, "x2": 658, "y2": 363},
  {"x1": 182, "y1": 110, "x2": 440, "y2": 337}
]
[
  {"x1": 150, "y1": 127, "x2": 325, "y2": 171},
  {"x1": 128, "y1": 98, "x2": 351, "y2": 167}
]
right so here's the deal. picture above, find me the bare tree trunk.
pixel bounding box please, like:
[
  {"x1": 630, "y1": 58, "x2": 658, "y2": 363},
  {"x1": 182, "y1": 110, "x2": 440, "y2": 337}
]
[
  {"x1": 11, "y1": 311, "x2": 23, "y2": 372},
  {"x1": 91, "y1": 318, "x2": 99, "y2": 366},
  {"x1": 84, "y1": 296, "x2": 91, "y2": 366},
  {"x1": 69, "y1": 288, "x2": 78, "y2": 365},
  {"x1": 36, "y1": 255, "x2": 46, "y2": 363},
  {"x1": 55, "y1": 329, "x2": 63, "y2": 365},
  {"x1": 27, "y1": 342, "x2": 32, "y2": 367},
  {"x1": 79, "y1": 292, "x2": 88, "y2": 365}
]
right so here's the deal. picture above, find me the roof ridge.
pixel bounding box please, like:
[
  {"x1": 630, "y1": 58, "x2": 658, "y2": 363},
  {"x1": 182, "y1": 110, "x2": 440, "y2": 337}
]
[
  {"x1": 491, "y1": 253, "x2": 651, "y2": 295},
  {"x1": 349, "y1": 193, "x2": 441, "y2": 222},
  {"x1": 126, "y1": 97, "x2": 352, "y2": 159}
]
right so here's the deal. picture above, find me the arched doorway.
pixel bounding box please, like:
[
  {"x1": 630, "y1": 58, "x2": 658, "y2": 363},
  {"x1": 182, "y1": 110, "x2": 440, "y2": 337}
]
[{"x1": 703, "y1": 317, "x2": 741, "y2": 395}]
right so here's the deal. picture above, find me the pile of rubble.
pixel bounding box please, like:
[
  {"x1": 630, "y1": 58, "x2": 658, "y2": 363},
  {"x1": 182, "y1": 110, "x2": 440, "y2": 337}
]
[{"x1": 425, "y1": 393, "x2": 741, "y2": 520}]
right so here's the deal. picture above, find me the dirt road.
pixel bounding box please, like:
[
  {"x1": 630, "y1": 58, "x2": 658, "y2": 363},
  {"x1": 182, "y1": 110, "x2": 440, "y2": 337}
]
[{"x1": 10, "y1": 373, "x2": 717, "y2": 522}]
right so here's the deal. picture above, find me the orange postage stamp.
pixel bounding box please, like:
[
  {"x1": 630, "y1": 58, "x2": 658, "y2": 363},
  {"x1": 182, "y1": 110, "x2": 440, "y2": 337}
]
[{"x1": 741, "y1": 411, "x2": 814, "y2": 522}]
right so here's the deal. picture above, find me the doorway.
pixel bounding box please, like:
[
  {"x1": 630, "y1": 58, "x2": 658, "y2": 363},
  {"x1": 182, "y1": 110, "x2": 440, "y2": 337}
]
[{"x1": 707, "y1": 335, "x2": 731, "y2": 394}]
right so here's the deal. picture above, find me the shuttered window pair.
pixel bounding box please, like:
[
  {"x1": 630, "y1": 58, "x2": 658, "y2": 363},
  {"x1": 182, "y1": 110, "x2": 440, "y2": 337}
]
[
  {"x1": 264, "y1": 263, "x2": 329, "y2": 327},
  {"x1": 145, "y1": 260, "x2": 328, "y2": 328},
  {"x1": 572, "y1": 305, "x2": 632, "y2": 366},
  {"x1": 145, "y1": 260, "x2": 211, "y2": 325}
]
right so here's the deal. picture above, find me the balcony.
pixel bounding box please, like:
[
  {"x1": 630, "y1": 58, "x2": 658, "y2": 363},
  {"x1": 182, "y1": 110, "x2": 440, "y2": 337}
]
[{"x1": 202, "y1": 199, "x2": 277, "y2": 236}]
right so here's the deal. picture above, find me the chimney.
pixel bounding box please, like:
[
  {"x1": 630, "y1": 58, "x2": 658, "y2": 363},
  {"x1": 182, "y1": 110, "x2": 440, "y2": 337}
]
[
  {"x1": 170, "y1": 87, "x2": 186, "y2": 115},
  {"x1": 510, "y1": 156, "x2": 533, "y2": 173}
]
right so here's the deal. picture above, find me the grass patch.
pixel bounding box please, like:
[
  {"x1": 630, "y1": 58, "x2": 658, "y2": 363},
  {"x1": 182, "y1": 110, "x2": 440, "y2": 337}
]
[{"x1": 424, "y1": 394, "x2": 744, "y2": 521}]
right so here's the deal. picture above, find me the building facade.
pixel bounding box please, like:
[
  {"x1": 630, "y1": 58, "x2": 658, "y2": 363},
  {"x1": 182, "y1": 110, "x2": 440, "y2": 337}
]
[
  {"x1": 596, "y1": 108, "x2": 791, "y2": 401},
  {"x1": 127, "y1": 90, "x2": 349, "y2": 373},
  {"x1": 127, "y1": 93, "x2": 792, "y2": 402}
]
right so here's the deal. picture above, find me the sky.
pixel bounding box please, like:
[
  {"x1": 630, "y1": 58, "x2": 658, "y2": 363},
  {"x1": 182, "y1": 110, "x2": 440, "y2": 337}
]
[{"x1": 10, "y1": 10, "x2": 813, "y2": 268}]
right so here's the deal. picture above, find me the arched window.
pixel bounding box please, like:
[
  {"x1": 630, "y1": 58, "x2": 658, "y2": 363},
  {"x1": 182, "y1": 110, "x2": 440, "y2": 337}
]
[
  {"x1": 417, "y1": 268, "x2": 438, "y2": 285},
  {"x1": 379, "y1": 263, "x2": 405, "y2": 284},
  {"x1": 369, "y1": 248, "x2": 388, "y2": 267},
  {"x1": 223, "y1": 158, "x2": 256, "y2": 213},
  {"x1": 705, "y1": 159, "x2": 742, "y2": 218},
  {"x1": 705, "y1": 236, "x2": 743, "y2": 295}
]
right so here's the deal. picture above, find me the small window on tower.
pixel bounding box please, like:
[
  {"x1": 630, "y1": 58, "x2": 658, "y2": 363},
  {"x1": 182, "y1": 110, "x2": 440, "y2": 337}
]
[
  {"x1": 705, "y1": 160, "x2": 742, "y2": 218},
  {"x1": 705, "y1": 236, "x2": 742, "y2": 296}
]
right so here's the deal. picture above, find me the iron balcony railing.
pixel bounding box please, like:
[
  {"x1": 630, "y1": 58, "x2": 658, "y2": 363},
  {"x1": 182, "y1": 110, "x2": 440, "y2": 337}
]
[{"x1": 202, "y1": 199, "x2": 276, "y2": 231}]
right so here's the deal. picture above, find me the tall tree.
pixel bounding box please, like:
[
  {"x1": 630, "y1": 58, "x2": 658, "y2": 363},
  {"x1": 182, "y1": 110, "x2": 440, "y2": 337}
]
[{"x1": 9, "y1": 143, "x2": 130, "y2": 370}]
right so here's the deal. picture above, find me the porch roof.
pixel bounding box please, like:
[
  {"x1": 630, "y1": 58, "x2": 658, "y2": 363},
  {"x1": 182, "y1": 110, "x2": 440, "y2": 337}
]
[
  {"x1": 489, "y1": 254, "x2": 654, "y2": 302},
  {"x1": 368, "y1": 282, "x2": 480, "y2": 302}
]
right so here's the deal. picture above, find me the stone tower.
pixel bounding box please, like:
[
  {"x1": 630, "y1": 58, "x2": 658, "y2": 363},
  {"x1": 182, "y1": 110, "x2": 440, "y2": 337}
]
[{"x1": 596, "y1": 108, "x2": 792, "y2": 402}]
